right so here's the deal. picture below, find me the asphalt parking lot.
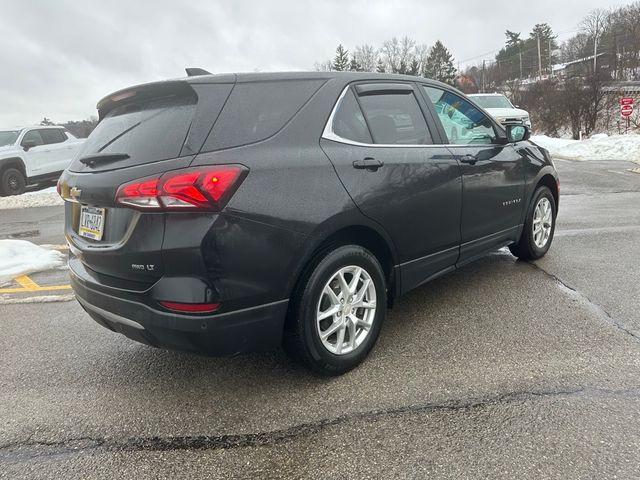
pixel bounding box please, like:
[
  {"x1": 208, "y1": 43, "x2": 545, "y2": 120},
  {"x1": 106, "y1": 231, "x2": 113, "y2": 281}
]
[{"x1": 1, "y1": 158, "x2": 639, "y2": 479}]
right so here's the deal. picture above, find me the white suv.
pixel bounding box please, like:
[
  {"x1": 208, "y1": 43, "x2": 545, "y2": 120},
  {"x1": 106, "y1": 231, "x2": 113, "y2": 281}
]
[
  {"x1": 0, "y1": 126, "x2": 84, "y2": 196},
  {"x1": 468, "y1": 93, "x2": 532, "y2": 129}
]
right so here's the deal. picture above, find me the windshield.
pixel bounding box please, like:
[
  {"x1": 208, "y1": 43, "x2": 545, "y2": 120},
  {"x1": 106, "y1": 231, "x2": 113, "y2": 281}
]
[
  {"x1": 472, "y1": 95, "x2": 514, "y2": 109},
  {"x1": 0, "y1": 130, "x2": 20, "y2": 147}
]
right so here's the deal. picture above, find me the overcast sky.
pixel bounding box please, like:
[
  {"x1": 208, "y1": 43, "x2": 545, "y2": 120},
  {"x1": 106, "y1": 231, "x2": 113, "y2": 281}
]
[{"x1": 0, "y1": 0, "x2": 633, "y2": 127}]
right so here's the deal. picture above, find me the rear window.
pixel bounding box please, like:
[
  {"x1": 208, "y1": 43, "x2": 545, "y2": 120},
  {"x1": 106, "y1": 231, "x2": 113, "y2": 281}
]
[
  {"x1": 202, "y1": 79, "x2": 324, "y2": 152},
  {"x1": 73, "y1": 94, "x2": 196, "y2": 170}
]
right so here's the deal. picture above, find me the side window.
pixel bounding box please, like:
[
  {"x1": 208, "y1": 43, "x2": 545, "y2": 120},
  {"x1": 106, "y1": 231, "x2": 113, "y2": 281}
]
[
  {"x1": 21, "y1": 130, "x2": 44, "y2": 147},
  {"x1": 331, "y1": 89, "x2": 372, "y2": 144},
  {"x1": 40, "y1": 129, "x2": 66, "y2": 145},
  {"x1": 203, "y1": 79, "x2": 325, "y2": 152},
  {"x1": 357, "y1": 91, "x2": 432, "y2": 145},
  {"x1": 422, "y1": 86, "x2": 496, "y2": 145}
]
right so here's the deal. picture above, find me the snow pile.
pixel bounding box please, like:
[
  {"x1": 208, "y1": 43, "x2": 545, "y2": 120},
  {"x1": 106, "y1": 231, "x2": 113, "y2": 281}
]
[
  {"x1": 0, "y1": 294, "x2": 74, "y2": 305},
  {"x1": 0, "y1": 240, "x2": 66, "y2": 284},
  {"x1": 531, "y1": 134, "x2": 640, "y2": 163},
  {"x1": 0, "y1": 186, "x2": 63, "y2": 210}
]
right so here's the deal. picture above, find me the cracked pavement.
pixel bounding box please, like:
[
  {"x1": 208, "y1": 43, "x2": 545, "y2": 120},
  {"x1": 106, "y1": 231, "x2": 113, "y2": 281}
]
[{"x1": 1, "y1": 158, "x2": 639, "y2": 479}]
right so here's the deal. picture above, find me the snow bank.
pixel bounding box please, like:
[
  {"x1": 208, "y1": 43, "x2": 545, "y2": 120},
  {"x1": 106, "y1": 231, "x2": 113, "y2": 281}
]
[
  {"x1": 0, "y1": 294, "x2": 74, "y2": 305},
  {"x1": 0, "y1": 240, "x2": 66, "y2": 284},
  {"x1": 531, "y1": 134, "x2": 640, "y2": 163},
  {"x1": 0, "y1": 186, "x2": 63, "y2": 210}
]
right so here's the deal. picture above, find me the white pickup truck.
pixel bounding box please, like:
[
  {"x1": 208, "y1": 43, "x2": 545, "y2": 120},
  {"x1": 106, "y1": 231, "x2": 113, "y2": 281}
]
[{"x1": 0, "y1": 126, "x2": 85, "y2": 196}]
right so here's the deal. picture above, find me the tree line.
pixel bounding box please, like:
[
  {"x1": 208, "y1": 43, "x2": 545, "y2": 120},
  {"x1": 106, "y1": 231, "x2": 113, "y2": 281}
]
[
  {"x1": 315, "y1": 37, "x2": 457, "y2": 85},
  {"x1": 465, "y1": 2, "x2": 640, "y2": 89},
  {"x1": 40, "y1": 117, "x2": 98, "y2": 138}
]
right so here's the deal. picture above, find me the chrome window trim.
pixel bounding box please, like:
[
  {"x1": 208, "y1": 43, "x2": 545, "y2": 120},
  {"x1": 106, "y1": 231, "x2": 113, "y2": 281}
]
[{"x1": 321, "y1": 84, "x2": 450, "y2": 148}]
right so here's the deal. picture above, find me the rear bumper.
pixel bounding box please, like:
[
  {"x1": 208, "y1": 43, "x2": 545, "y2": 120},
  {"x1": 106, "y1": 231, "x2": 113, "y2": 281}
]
[{"x1": 70, "y1": 264, "x2": 289, "y2": 356}]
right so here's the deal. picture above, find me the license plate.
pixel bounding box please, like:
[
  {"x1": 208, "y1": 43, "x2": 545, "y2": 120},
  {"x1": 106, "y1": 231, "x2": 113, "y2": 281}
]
[{"x1": 78, "y1": 206, "x2": 106, "y2": 241}]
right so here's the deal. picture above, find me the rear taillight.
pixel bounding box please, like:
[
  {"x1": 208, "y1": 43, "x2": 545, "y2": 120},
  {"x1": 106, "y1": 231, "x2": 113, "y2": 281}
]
[{"x1": 115, "y1": 165, "x2": 247, "y2": 211}]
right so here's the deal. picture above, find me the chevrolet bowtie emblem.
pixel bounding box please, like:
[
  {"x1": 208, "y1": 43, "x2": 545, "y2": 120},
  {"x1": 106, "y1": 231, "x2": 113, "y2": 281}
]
[{"x1": 69, "y1": 187, "x2": 82, "y2": 199}]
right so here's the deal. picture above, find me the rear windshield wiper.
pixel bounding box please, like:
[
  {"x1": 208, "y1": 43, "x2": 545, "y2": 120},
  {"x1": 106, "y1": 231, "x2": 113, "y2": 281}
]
[{"x1": 79, "y1": 153, "x2": 130, "y2": 167}]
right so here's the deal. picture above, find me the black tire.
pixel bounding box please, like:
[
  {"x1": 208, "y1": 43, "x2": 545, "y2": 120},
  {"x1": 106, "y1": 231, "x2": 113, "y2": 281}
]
[
  {"x1": 0, "y1": 167, "x2": 26, "y2": 196},
  {"x1": 509, "y1": 186, "x2": 556, "y2": 260},
  {"x1": 284, "y1": 245, "x2": 387, "y2": 376}
]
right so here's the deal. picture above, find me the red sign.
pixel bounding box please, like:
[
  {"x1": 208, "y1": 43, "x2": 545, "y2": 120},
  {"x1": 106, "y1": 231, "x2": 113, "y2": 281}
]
[
  {"x1": 620, "y1": 97, "x2": 634, "y2": 106},
  {"x1": 621, "y1": 104, "x2": 634, "y2": 118}
]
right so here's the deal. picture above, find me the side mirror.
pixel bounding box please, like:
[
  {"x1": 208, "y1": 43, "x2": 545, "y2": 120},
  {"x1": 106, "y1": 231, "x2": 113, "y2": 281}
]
[
  {"x1": 22, "y1": 139, "x2": 37, "y2": 151},
  {"x1": 506, "y1": 124, "x2": 530, "y2": 143}
]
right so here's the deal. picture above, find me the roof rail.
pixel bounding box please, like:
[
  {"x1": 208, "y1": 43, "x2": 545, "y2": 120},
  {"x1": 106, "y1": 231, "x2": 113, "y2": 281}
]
[{"x1": 185, "y1": 68, "x2": 212, "y2": 77}]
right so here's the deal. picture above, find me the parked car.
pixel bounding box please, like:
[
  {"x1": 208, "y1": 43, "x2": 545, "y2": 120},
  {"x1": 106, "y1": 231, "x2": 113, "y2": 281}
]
[
  {"x1": 468, "y1": 93, "x2": 532, "y2": 129},
  {"x1": 0, "y1": 126, "x2": 85, "y2": 196},
  {"x1": 58, "y1": 71, "x2": 559, "y2": 375}
]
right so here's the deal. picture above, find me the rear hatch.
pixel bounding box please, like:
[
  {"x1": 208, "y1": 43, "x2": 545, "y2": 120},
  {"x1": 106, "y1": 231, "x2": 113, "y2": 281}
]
[{"x1": 60, "y1": 78, "x2": 234, "y2": 286}]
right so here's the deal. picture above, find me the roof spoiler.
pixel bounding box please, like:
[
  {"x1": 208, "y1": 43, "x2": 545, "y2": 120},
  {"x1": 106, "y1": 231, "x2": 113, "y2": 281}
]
[{"x1": 185, "y1": 67, "x2": 212, "y2": 77}]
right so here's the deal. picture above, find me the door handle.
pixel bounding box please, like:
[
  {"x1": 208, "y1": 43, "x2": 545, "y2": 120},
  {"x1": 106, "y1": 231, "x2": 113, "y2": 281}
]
[
  {"x1": 353, "y1": 157, "x2": 384, "y2": 171},
  {"x1": 459, "y1": 155, "x2": 478, "y2": 165}
]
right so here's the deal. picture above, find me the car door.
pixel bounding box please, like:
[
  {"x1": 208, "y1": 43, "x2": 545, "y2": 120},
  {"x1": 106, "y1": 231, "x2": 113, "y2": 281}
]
[
  {"x1": 420, "y1": 85, "x2": 526, "y2": 264},
  {"x1": 320, "y1": 82, "x2": 462, "y2": 294},
  {"x1": 19, "y1": 129, "x2": 47, "y2": 177},
  {"x1": 39, "y1": 129, "x2": 72, "y2": 174}
]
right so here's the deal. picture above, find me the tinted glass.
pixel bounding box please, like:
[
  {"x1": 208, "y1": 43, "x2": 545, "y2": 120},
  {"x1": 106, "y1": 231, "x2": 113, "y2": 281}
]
[
  {"x1": 331, "y1": 89, "x2": 372, "y2": 144},
  {"x1": 22, "y1": 130, "x2": 44, "y2": 147},
  {"x1": 204, "y1": 79, "x2": 325, "y2": 151},
  {"x1": 40, "y1": 129, "x2": 66, "y2": 145},
  {"x1": 358, "y1": 92, "x2": 431, "y2": 145},
  {"x1": 423, "y1": 86, "x2": 496, "y2": 145},
  {"x1": 74, "y1": 95, "x2": 197, "y2": 168}
]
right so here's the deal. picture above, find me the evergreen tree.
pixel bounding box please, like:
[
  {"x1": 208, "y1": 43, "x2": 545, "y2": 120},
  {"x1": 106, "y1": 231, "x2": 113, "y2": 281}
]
[
  {"x1": 505, "y1": 30, "x2": 521, "y2": 48},
  {"x1": 530, "y1": 23, "x2": 558, "y2": 73},
  {"x1": 496, "y1": 30, "x2": 524, "y2": 80},
  {"x1": 376, "y1": 58, "x2": 386, "y2": 73},
  {"x1": 424, "y1": 40, "x2": 457, "y2": 85},
  {"x1": 332, "y1": 44, "x2": 350, "y2": 71},
  {"x1": 408, "y1": 58, "x2": 420, "y2": 76},
  {"x1": 349, "y1": 54, "x2": 363, "y2": 72}
]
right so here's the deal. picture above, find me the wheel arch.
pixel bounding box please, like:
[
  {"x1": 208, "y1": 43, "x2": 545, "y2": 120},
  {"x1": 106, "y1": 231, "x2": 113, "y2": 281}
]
[
  {"x1": 535, "y1": 172, "x2": 559, "y2": 211},
  {"x1": 287, "y1": 215, "x2": 400, "y2": 306},
  {"x1": 0, "y1": 157, "x2": 27, "y2": 178}
]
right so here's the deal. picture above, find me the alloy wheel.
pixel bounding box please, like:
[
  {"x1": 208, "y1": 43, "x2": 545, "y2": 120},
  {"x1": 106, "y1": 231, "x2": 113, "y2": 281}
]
[
  {"x1": 532, "y1": 197, "x2": 553, "y2": 248},
  {"x1": 8, "y1": 175, "x2": 19, "y2": 192},
  {"x1": 316, "y1": 265, "x2": 377, "y2": 355}
]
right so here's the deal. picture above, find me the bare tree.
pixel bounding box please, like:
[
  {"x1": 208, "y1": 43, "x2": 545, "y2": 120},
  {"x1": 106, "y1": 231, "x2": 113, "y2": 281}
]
[
  {"x1": 380, "y1": 37, "x2": 401, "y2": 73},
  {"x1": 314, "y1": 60, "x2": 332, "y2": 71},
  {"x1": 399, "y1": 36, "x2": 417, "y2": 70},
  {"x1": 580, "y1": 8, "x2": 609, "y2": 72},
  {"x1": 354, "y1": 44, "x2": 378, "y2": 72},
  {"x1": 560, "y1": 33, "x2": 590, "y2": 63},
  {"x1": 415, "y1": 43, "x2": 430, "y2": 76}
]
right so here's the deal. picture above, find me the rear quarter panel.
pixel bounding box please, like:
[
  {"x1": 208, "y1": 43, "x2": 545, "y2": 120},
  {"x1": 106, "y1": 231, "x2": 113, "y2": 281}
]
[{"x1": 188, "y1": 78, "x2": 373, "y2": 304}]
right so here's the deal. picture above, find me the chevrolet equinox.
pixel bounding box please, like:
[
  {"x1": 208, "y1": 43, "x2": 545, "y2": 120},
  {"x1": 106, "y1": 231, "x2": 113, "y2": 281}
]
[{"x1": 58, "y1": 71, "x2": 559, "y2": 375}]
